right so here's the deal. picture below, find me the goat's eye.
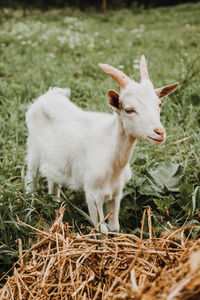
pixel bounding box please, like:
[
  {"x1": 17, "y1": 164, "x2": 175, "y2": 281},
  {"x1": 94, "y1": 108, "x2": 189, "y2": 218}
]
[
  {"x1": 125, "y1": 108, "x2": 137, "y2": 114},
  {"x1": 159, "y1": 103, "x2": 161, "y2": 108}
]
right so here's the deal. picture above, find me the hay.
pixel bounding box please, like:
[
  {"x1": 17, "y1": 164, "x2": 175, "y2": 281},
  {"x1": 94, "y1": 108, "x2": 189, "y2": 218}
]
[{"x1": 0, "y1": 206, "x2": 200, "y2": 300}]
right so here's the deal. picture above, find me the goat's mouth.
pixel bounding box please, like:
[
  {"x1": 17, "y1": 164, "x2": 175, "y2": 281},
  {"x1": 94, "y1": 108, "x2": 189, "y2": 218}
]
[{"x1": 147, "y1": 136, "x2": 164, "y2": 143}]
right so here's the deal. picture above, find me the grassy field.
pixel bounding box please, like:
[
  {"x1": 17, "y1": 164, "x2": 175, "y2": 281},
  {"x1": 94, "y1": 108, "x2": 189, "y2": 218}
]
[{"x1": 0, "y1": 3, "x2": 200, "y2": 277}]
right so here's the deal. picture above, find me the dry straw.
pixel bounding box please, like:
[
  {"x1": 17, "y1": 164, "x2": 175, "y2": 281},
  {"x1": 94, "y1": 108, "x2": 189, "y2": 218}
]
[{"x1": 0, "y1": 205, "x2": 200, "y2": 299}]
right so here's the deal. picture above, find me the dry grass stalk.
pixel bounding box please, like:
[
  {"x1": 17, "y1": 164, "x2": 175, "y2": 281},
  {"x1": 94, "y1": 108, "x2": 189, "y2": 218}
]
[{"x1": 0, "y1": 206, "x2": 200, "y2": 300}]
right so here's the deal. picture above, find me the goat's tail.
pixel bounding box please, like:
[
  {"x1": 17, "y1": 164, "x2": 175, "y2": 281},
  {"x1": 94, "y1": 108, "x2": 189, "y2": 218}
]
[
  {"x1": 48, "y1": 87, "x2": 71, "y2": 98},
  {"x1": 26, "y1": 87, "x2": 72, "y2": 128}
]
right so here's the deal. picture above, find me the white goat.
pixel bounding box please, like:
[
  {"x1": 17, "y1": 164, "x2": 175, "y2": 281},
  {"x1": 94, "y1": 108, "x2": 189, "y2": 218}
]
[{"x1": 25, "y1": 56, "x2": 178, "y2": 233}]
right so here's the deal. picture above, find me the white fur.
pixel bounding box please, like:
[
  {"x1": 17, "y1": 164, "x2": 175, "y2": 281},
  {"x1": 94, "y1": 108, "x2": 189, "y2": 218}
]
[{"x1": 25, "y1": 79, "x2": 165, "y2": 233}]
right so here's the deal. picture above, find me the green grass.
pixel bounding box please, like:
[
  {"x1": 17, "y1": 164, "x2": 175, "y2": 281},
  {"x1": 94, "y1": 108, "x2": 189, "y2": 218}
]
[{"x1": 0, "y1": 3, "x2": 200, "y2": 278}]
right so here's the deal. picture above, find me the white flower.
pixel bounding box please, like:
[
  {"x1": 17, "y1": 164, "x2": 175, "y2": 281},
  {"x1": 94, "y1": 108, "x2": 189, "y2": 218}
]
[
  {"x1": 31, "y1": 42, "x2": 38, "y2": 47},
  {"x1": 64, "y1": 16, "x2": 78, "y2": 24},
  {"x1": 57, "y1": 36, "x2": 67, "y2": 44},
  {"x1": 133, "y1": 64, "x2": 140, "y2": 70},
  {"x1": 115, "y1": 28, "x2": 124, "y2": 33},
  {"x1": 140, "y1": 24, "x2": 145, "y2": 32},
  {"x1": 130, "y1": 28, "x2": 139, "y2": 34},
  {"x1": 49, "y1": 53, "x2": 56, "y2": 58},
  {"x1": 130, "y1": 24, "x2": 145, "y2": 35}
]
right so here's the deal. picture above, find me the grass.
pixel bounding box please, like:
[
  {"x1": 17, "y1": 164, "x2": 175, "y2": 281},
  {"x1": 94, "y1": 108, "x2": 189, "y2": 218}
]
[{"x1": 0, "y1": 3, "x2": 200, "y2": 278}]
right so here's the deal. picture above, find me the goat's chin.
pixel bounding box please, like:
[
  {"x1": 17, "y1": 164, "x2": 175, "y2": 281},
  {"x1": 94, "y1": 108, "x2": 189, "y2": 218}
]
[
  {"x1": 151, "y1": 140, "x2": 164, "y2": 146},
  {"x1": 145, "y1": 136, "x2": 165, "y2": 145}
]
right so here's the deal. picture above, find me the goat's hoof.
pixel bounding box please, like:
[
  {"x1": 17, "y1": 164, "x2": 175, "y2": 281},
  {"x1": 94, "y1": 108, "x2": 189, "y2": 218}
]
[
  {"x1": 100, "y1": 224, "x2": 108, "y2": 234},
  {"x1": 109, "y1": 224, "x2": 120, "y2": 233}
]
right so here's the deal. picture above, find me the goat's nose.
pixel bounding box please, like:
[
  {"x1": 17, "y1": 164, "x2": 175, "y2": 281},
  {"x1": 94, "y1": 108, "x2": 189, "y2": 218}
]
[{"x1": 154, "y1": 128, "x2": 165, "y2": 137}]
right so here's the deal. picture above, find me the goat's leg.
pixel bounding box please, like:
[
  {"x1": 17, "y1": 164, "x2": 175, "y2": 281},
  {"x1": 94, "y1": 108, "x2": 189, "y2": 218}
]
[
  {"x1": 25, "y1": 151, "x2": 39, "y2": 192},
  {"x1": 106, "y1": 194, "x2": 121, "y2": 232},
  {"x1": 48, "y1": 180, "x2": 61, "y2": 199},
  {"x1": 86, "y1": 191, "x2": 108, "y2": 233},
  {"x1": 48, "y1": 180, "x2": 59, "y2": 195}
]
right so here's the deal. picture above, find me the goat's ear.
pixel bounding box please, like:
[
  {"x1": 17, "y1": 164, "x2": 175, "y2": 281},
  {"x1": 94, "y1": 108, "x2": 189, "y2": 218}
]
[
  {"x1": 155, "y1": 83, "x2": 179, "y2": 99},
  {"x1": 107, "y1": 89, "x2": 121, "y2": 110}
]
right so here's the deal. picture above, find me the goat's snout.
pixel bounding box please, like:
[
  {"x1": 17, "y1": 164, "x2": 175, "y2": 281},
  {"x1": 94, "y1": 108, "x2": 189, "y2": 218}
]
[
  {"x1": 154, "y1": 128, "x2": 165, "y2": 138},
  {"x1": 154, "y1": 128, "x2": 165, "y2": 141}
]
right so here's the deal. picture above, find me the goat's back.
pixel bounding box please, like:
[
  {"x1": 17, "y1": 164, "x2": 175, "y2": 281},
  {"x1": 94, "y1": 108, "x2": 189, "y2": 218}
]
[{"x1": 25, "y1": 87, "x2": 116, "y2": 188}]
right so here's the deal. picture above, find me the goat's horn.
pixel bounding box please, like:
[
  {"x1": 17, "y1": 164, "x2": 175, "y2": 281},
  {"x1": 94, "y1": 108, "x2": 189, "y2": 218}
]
[
  {"x1": 98, "y1": 63, "x2": 130, "y2": 89},
  {"x1": 140, "y1": 55, "x2": 150, "y2": 80}
]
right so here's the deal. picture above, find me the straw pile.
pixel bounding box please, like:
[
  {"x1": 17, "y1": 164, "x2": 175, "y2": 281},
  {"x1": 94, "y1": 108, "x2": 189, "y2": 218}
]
[{"x1": 0, "y1": 205, "x2": 200, "y2": 300}]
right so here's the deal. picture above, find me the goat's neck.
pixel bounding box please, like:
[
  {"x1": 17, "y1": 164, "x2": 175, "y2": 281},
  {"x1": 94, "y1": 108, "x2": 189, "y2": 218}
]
[{"x1": 111, "y1": 114, "x2": 136, "y2": 172}]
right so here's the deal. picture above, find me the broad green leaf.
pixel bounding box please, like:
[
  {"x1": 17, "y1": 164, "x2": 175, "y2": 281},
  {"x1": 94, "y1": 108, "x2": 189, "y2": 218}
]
[
  {"x1": 137, "y1": 162, "x2": 185, "y2": 196},
  {"x1": 148, "y1": 162, "x2": 185, "y2": 192},
  {"x1": 132, "y1": 173, "x2": 146, "y2": 187},
  {"x1": 139, "y1": 176, "x2": 162, "y2": 196}
]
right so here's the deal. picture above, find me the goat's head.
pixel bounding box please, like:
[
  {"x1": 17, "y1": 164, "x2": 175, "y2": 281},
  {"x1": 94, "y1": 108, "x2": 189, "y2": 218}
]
[{"x1": 99, "y1": 56, "x2": 178, "y2": 145}]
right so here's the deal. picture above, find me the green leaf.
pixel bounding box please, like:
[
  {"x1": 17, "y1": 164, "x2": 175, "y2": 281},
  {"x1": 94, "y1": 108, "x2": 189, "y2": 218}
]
[
  {"x1": 178, "y1": 183, "x2": 194, "y2": 210},
  {"x1": 138, "y1": 162, "x2": 185, "y2": 196},
  {"x1": 139, "y1": 176, "x2": 162, "y2": 197},
  {"x1": 148, "y1": 162, "x2": 185, "y2": 192},
  {"x1": 153, "y1": 194, "x2": 175, "y2": 214},
  {"x1": 179, "y1": 183, "x2": 194, "y2": 198},
  {"x1": 192, "y1": 186, "x2": 200, "y2": 214},
  {"x1": 132, "y1": 172, "x2": 146, "y2": 187}
]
